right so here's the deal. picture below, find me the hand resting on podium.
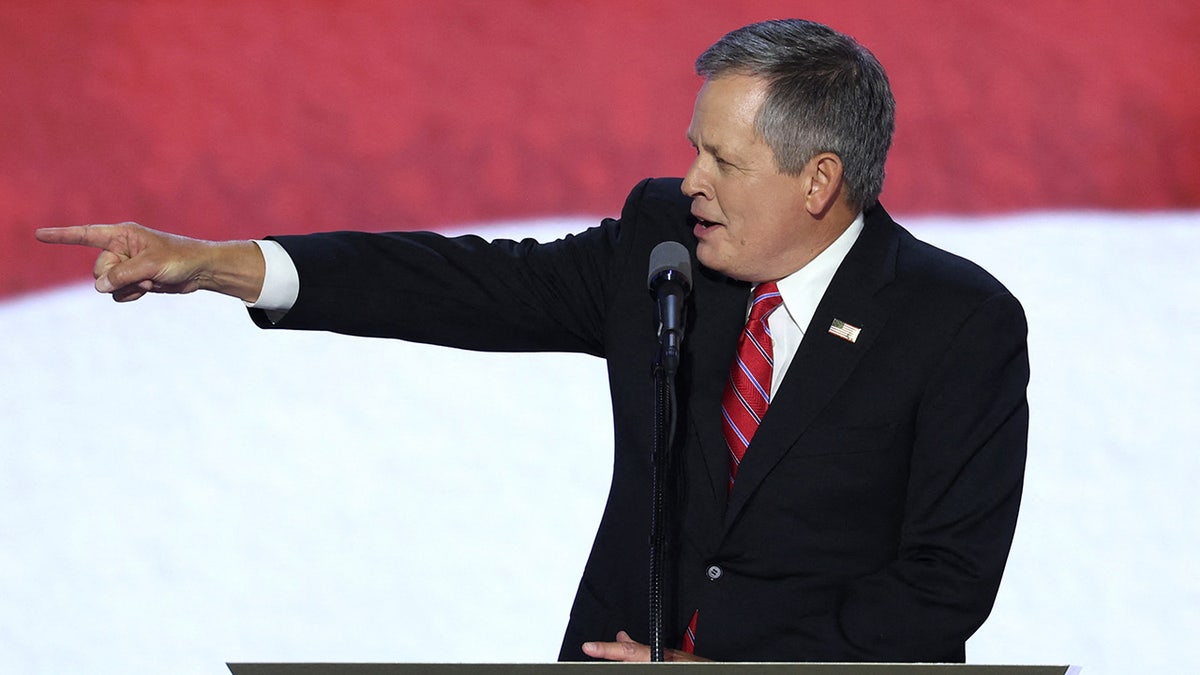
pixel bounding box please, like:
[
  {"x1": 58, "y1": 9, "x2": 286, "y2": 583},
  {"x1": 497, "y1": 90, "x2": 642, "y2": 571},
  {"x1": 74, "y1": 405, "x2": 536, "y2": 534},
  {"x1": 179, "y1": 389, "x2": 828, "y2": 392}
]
[{"x1": 582, "y1": 631, "x2": 710, "y2": 662}]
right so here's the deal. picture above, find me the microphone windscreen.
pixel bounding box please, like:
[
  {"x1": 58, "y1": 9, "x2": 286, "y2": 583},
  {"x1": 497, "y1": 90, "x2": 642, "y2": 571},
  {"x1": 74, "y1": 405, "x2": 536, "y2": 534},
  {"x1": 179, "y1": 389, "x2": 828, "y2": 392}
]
[{"x1": 647, "y1": 241, "x2": 692, "y2": 289}]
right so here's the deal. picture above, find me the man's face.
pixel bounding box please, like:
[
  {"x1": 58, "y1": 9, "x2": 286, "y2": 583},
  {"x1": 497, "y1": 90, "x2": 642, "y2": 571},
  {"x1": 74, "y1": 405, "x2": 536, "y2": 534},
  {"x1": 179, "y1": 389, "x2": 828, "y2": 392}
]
[{"x1": 683, "y1": 74, "x2": 820, "y2": 283}]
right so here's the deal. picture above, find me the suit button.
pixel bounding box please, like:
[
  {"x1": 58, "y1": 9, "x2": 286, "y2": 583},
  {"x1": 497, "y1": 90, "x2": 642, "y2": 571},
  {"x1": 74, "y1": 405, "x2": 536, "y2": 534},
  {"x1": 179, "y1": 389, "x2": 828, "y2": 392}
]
[{"x1": 706, "y1": 565, "x2": 723, "y2": 580}]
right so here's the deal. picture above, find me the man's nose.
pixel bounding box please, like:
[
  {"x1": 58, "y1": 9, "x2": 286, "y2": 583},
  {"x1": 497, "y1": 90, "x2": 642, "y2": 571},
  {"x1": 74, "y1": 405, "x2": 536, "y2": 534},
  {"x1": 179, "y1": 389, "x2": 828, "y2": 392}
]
[{"x1": 681, "y1": 157, "x2": 711, "y2": 199}]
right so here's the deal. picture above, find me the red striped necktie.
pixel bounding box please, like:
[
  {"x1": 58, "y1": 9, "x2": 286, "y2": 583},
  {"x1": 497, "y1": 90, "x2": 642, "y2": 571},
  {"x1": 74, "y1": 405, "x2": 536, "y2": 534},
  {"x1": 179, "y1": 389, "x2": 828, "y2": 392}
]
[
  {"x1": 682, "y1": 281, "x2": 783, "y2": 655},
  {"x1": 721, "y1": 281, "x2": 783, "y2": 490}
]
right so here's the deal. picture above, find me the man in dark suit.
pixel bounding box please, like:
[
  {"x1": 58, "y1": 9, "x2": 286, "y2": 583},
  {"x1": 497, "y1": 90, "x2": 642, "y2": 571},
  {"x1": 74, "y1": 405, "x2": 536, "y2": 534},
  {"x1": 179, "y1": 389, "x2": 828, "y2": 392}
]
[{"x1": 36, "y1": 19, "x2": 1027, "y2": 663}]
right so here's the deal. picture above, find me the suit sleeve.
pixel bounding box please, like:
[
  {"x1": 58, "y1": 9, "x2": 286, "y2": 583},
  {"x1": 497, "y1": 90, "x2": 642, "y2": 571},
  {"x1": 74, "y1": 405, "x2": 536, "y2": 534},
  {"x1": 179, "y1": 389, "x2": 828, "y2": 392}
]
[
  {"x1": 246, "y1": 179, "x2": 658, "y2": 355},
  {"x1": 837, "y1": 290, "x2": 1030, "y2": 660}
]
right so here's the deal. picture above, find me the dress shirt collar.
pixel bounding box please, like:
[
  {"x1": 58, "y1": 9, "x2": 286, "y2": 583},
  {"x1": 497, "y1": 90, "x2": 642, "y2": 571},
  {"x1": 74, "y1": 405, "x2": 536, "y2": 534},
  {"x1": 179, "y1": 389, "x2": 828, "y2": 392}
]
[{"x1": 772, "y1": 211, "x2": 865, "y2": 336}]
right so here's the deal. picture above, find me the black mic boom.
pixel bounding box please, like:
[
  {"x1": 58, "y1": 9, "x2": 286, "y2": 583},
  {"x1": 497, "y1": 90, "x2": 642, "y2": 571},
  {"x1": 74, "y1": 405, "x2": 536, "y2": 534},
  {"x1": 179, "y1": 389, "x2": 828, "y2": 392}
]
[{"x1": 647, "y1": 241, "x2": 692, "y2": 375}]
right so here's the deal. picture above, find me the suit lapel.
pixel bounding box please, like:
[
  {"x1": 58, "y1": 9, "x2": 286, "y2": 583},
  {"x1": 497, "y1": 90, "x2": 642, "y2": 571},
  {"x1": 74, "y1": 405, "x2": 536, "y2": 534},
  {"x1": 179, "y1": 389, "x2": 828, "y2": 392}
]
[
  {"x1": 682, "y1": 265, "x2": 750, "y2": 508},
  {"x1": 722, "y1": 206, "x2": 902, "y2": 532}
]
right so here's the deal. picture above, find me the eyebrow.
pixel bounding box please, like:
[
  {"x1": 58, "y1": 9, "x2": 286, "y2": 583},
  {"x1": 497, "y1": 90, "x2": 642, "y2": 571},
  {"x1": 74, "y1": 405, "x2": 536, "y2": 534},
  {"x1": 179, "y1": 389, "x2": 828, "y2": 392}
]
[{"x1": 686, "y1": 132, "x2": 724, "y2": 157}]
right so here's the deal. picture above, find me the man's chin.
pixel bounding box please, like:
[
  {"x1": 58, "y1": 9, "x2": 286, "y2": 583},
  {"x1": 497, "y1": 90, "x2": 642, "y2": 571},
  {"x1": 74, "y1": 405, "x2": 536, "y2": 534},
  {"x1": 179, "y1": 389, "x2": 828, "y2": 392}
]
[{"x1": 694, "y1": 242, "x2": 732, "y2": 278}]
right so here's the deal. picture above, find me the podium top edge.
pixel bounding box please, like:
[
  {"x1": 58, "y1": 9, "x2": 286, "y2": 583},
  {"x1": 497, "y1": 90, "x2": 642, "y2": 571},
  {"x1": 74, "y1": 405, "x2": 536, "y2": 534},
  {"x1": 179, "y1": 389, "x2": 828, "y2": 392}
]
[{"x1": 227, "y1": 663, "x2": 1077, "y2": 675}]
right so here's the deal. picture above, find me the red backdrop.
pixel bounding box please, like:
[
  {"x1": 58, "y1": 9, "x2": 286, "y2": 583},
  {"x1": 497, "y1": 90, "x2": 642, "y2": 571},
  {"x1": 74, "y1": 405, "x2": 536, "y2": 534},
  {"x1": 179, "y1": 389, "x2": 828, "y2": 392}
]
[{"x1": 3, "y1": 0, "x2": 1198, "y2": 298}]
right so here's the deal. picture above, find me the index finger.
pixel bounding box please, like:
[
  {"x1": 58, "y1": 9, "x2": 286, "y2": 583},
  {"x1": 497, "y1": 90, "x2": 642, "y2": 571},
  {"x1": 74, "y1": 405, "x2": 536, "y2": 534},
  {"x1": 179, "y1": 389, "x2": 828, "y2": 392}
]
[{"x1": 34, "y1": 225, "x2": 122, "y2": 248}]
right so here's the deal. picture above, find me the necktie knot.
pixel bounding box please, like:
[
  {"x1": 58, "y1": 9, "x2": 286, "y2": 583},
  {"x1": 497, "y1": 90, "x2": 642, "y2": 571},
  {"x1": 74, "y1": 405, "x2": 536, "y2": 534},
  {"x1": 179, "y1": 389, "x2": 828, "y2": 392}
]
[{"x1": 748, "y1": 281, "x2": 783, "y2": 324}]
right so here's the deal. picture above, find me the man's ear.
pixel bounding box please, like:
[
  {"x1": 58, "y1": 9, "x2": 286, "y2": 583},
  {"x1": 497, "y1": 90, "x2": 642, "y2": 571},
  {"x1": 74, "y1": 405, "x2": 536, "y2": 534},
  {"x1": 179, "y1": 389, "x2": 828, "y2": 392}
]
[{"x1": 804, "y1": 152, "x2": 845, "y2": 217}]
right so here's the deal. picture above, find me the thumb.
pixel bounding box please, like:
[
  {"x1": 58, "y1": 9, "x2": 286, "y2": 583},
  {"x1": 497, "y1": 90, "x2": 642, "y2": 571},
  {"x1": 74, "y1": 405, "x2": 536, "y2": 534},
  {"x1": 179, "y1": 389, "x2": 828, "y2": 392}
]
[{"x1": 97, "y1": 254, "x2": 151, "y2": 292}]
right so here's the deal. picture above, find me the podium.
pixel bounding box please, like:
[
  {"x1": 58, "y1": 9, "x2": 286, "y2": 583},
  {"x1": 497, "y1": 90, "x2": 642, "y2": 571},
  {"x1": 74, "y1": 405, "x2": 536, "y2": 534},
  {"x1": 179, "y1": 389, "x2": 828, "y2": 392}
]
[{"x1": 228, "y1": 664, "x2": 1079, "y2": 675}]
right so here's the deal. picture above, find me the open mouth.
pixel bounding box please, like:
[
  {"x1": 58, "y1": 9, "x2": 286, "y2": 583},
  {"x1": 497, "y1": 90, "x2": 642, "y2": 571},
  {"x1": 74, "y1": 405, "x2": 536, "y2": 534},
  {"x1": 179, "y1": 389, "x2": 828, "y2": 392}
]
[{"x1": 692, "y1": 217, "x2": 722, "y2": 240}]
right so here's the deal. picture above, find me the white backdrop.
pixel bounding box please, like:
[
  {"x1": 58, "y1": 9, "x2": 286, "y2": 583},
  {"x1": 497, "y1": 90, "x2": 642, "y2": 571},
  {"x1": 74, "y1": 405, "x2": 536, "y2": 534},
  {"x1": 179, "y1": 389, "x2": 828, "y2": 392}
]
[{"x1": 3, "y1": 211, "x2": 1199, "y2": 674}]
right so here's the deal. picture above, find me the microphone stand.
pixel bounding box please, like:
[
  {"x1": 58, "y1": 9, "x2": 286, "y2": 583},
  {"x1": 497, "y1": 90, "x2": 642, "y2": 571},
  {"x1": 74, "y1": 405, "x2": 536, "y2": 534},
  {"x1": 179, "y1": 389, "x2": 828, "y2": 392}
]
[
  {"x1": 645, "y1": 245, "x2": 690, "y2": 662},
  {"x1": 648, "y1": 344, "x2": 679, "y2": 662}
]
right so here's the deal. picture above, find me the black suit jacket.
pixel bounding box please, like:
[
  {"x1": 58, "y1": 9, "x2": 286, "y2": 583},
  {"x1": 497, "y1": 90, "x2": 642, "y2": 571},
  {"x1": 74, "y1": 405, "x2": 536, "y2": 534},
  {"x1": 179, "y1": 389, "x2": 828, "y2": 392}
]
[{"x1": 252, "y1": 178, "x2": 1029, "y2": 663}]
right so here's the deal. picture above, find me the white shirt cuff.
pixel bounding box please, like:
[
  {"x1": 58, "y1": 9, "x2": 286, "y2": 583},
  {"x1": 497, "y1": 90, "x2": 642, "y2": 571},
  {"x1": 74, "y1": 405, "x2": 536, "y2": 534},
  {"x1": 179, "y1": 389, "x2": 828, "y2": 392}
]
[{"x1": 246, "y1": 239, "x2": 300, "y2": 318}]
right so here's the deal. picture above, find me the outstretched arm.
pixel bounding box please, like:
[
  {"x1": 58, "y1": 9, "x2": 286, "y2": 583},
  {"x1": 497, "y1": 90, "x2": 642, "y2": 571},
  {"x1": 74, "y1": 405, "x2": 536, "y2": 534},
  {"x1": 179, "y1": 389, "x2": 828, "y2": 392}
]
[{"x1": 35, "y1": 222, "x2": 265, "y2": 303}]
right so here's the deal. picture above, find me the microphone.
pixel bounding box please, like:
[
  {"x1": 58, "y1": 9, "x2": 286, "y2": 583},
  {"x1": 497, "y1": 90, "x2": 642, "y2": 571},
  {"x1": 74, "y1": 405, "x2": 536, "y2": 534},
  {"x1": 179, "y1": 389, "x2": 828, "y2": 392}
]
[{"x1": 647, "y1": 241, "x2": 693, "y2": 375}]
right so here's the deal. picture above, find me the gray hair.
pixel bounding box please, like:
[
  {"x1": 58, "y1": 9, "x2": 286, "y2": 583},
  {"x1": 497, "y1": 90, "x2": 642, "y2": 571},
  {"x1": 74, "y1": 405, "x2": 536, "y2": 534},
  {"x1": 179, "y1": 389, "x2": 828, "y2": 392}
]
[{"x1": 695, "y1": 19, "x2": 895, "y2": 209}]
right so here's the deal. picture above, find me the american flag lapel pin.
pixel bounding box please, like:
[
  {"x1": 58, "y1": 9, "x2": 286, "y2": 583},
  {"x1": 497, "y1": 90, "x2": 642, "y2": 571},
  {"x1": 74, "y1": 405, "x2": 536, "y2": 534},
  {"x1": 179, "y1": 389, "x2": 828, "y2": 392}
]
[{"x1": 828, "y1": 318, "x2": 862, "y2": 343}]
